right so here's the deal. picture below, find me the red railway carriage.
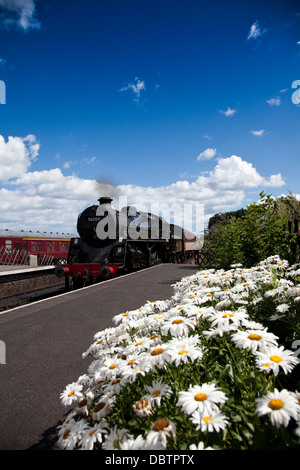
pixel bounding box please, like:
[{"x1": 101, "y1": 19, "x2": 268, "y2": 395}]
[{"x1": 0, "y1": 229, "x2": 75, "y2": 265}]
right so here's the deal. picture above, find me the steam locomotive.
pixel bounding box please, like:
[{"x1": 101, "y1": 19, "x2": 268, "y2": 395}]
[{"x1": 54, "y1": 197, "x2": 201, "y2": 289}]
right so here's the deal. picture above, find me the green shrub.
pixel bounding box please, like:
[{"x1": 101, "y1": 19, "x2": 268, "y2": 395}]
[{"x1": 204, "y1": 192, "x2": 300, "y2": 269}]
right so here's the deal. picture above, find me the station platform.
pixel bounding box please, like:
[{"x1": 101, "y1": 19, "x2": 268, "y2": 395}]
[
  {"x1": 0, "y1": 263, "x2": 199, "y2": 450},
  {"x1": 0, "y1": 264, "x2": 53, "y2": 274}
]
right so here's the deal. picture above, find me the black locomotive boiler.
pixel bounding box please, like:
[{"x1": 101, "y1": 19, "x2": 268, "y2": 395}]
[{"x1": 54, "y1": 197, "x2": 201, "y2": 289}]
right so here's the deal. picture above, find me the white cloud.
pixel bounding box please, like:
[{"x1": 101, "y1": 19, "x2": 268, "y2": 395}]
[
  {"x1": 0, "y1": 134, "x2": 286, "y2": 233},
  {"x1": 0, "y1": 134, "x2": 39, "y2": 182},
  {"x1": 83, "y1": 156, "x2": 96, "y2": 165},
  {"x1": 218, "y1": 107, "x2": 237, "y2": 117},
  {"x1": 247, "y1": 21, "x2": 264, "y2": 40},
  {"x1": 266, "y1": 97, "x2": 281, "y2": 106},
  {"x1": 250, "y1": 129, "x2": 265, "y2": 137},
  {"x1": 119, "y1": 77, "x2": 146, "y2": 102},
  {"x1": 0, "y1": 0, "x2": 41, "y2": 31},
  {"x1": 206, "y1": 155, "x2": 284, "y2": 190},
  {"x1": 197, "y1": 148, "x2": 217, "y2": 161}
]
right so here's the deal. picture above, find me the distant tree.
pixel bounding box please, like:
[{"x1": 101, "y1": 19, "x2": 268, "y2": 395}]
[{"x1": 203, "y1": 192, "x2": 300, "y2": 269}]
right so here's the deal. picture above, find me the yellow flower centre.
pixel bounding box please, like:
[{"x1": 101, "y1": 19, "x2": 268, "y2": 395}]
[
  {"x1": 128, "y1": 359, "x2": 135, "y2": 365},
  {"x1": 68, "y1": 390, "x2": 75, "y2": 397},
  {"x1": 268, "y1": 398, "x2": 284, "y2": 410},
  {"x1": 248, "y1": 333, "x2": 262, "y2": 341},
  {"x1": 178, "y1": 349, "x2": 188, "y2": 355},
  {"x1": 222, "y1": 313, "x2": 233, "y2": 318},
  {"x1": 89, "y1": 429, "x2": 97, "y2": 437},
  {"x1": 270, "y1": 355, "x2": 283, "y2": 363},
  {"x1": 152, "y1": 391, "x2": 161, "y2": 397},
  {"x1": 172, "y1": 319, "x2": 184, "y2": 324},
  {"x1": 135, "y1": 341, "x2": 143, "y2": 346},
  {"x1": 109, "y1": 364, "x2": 116, "y2": 369},
  {"x1": 194, "y1": 393, "x2": 208, "y2": 402},
  {"x1": 177, "y1": 306, "x2": 183, "y2": 310},
  {"x1": 151, "y1": 348, "x2": 164, "y2": 356},
  {"x1": 152, "y1": 418, "x2": 169, "y2": 432},
  {"x1": 122, "y1": 312, "x2": 128, "y2": 317},
  {"x1": 97, "y1": 339, "x2": 103, "y2": 344},
  {"x1": 203, "y1": 416, "x2": 213, "y2": 422}
]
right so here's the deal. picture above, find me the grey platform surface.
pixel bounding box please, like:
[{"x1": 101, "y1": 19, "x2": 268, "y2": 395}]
[{"x1": 0, "y1": 264, "x2": 199, "y2": 450}]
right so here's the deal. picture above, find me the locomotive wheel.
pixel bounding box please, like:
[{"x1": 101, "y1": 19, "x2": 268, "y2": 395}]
[{"x1": 72, "y1": 275, "x2": 84, "y2": 290}]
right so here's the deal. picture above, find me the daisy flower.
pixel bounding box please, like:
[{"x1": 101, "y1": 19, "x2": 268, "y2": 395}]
[
  {"x1": 255, "y1": 388, "x2": 299, "y2": 428},
  {"x1": 57, "y1": 415, "x2": 77, "y2": 449},
  {"x1": 160, "y1": 315, "x2": 196, "y2": 337},
  {"x1": 145, "y1": 418, "x2": 177, "y2": 449},
  {"x1": 177, "y1": 383, "x2": 227, "y2": 416},
  {"x1": 120, "y1": 435, "x2": 146, "y2": 450},
  {"x1": 276, "y1": 303, "x2": 290, "y2": 314},
  {"x1": 60, "y1": 382, "x2": 84, "y2": 406},
  {"x1": 79, "y1": 422, "x2": 108, "y2": 450},
  {"x1": 91, "y1": 398, "x2": 112, "y2": 421},
  {"x1": 102, "y1": 426, "x2": 130, "y2": 450},
  {"x1": 144, "y1": 378, "x2": 173, "y2": 406},
  {"x1": 125, "y1": 335, "x2": 154, "y2": 354},
  {"x1": 209, "y1": 309, "x2": 248, "y2": 329},
  {"x1": 191, "y1": 409, "x2": 229, "y2": 433},
  {"x1": 99, "y1": 355, "x2": 123, "y2": 379},
  {"x1": 121, "y1": 363, "x2": 150, "y2": 383},
  {"x1": 203, "y1": 323, "x2": 238, "y2": 339},
  {"x1": 133, "y1": 397, "x2": 152, "y2": 417},
  {"x1": 141, "y1": 344, "x2": 172, "y2": 370},
  {"x1": 166, "y1": 336, "x2": 203, "y2": 366},
  {"x1": 231, "y1": 328, "x2": 278, "y2": 353},
  {"x1": 254, "y1": 346, "x2": 299, "y2": 376},
  {"x1": 59, "y1": 417, "x2": 90, "y2": 450},
  {"x1": 189, "y1": 441, "x2": 214, "y2": 450}
]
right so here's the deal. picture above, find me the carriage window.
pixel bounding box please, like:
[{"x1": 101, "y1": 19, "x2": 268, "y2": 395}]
[
  {"x1": 31, "y1": 241, "x2": 42, "y2": 253},
  {"x1": 59, "y1": 241, "x2": 68, "y2": 251},
  {"x1": 46, "y1": 241, "x2": 56, "y2": 252},
  {"x1": 5, "y1": 240, "x2": 12, "y2": 253}
]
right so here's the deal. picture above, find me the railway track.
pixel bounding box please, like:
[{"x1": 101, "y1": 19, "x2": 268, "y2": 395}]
[{"x1": 0, "y1": 284, "x2": 66, "y2": 312}]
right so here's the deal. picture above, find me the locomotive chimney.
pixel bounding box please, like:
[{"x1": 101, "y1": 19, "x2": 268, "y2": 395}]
[{"x1": 98, "y1": 196, "x2": 113, "y2": 206}]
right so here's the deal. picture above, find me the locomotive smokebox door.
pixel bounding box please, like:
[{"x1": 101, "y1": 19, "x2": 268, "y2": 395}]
[{"x1": 77, "y1": 197, "x2": 119, "y2": 248}]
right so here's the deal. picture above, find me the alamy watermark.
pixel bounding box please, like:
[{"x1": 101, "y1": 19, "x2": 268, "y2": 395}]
[
  {"x1": 0, "y1": 80, "x2": 6, "y2": 104},
  {"x1": 0, "y1": 340, "x2": 6, "y2": 364},
  {"x1": 94, "y1": 197, "x2": 204, "y2": 247},
  {"x1": 291, "y1": 80, "x2": 300, "y2": 106}
]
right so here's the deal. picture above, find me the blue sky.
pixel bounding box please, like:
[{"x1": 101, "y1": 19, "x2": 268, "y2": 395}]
[{"x1": 0, "y1": 0, "x2": 299, "y2": 234}]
